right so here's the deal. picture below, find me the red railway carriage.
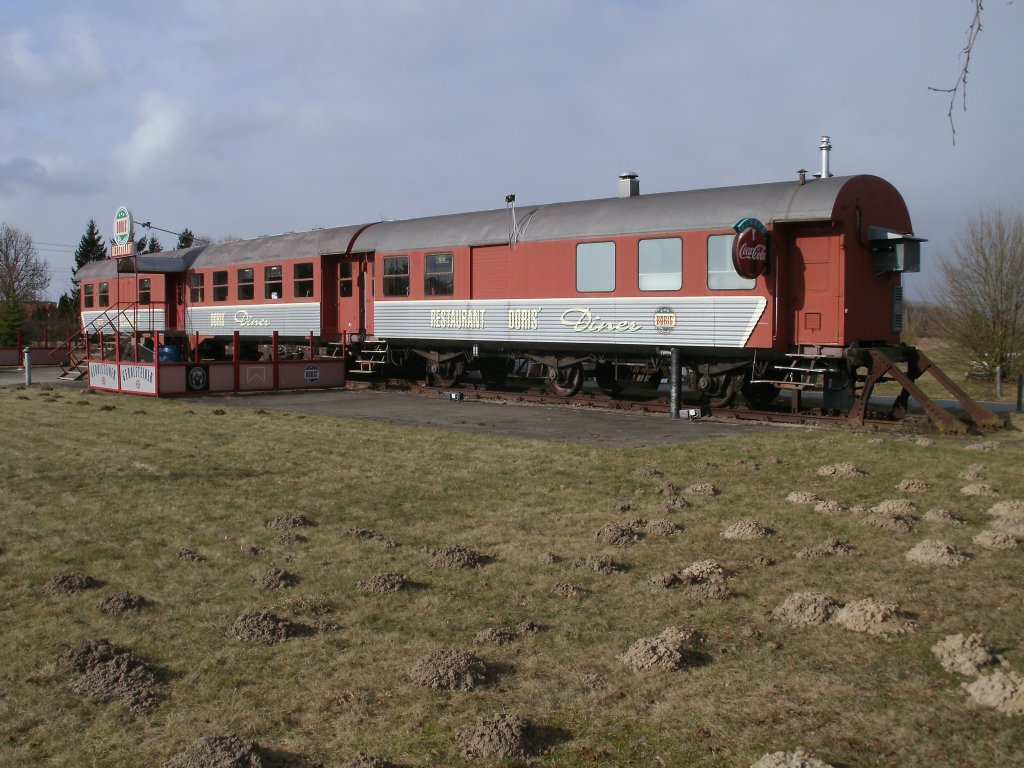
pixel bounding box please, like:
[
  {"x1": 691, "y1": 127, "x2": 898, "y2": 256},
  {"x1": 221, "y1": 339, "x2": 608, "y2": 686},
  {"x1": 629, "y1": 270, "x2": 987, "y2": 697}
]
[{"x1": 74, "y1": 169, "x2": 923, "y2": 407}]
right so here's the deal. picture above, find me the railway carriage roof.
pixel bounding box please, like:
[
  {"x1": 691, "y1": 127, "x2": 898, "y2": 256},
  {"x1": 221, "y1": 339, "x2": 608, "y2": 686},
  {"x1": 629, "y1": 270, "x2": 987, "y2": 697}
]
[{"x1": 364, "y1": 175, "x2": 890, "y2": 251}]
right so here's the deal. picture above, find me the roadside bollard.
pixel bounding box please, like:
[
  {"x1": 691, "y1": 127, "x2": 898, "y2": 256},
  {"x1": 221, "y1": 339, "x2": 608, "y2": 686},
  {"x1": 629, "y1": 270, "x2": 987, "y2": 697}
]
[{"x1": 23, "y1": 346, "x2": 31, "y2": 386}]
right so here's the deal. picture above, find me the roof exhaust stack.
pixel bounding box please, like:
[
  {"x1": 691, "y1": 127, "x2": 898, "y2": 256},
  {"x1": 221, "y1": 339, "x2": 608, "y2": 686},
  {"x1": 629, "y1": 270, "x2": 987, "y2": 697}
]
[
  {"x1": 817, "y1": 135, "x2": 833, "y2": 179},
  {"x1": 618, "y1": 172, "x2": 639, "y2": 198}
]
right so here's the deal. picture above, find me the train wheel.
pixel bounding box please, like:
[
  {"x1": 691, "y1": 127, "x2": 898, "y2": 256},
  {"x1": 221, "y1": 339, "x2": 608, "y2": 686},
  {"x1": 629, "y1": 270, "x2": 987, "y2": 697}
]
[
  {"x1": 429, "y1": 360, "x2": 464, "y2": 388},
  {"x1": 741, "y1": 379, "x2": 781, "y2": 409},
  {"x1": 691, "y1": 371, "x2": 743, "y2": 407},
  {"x1": 547, "y1": 363, "x2": 584, "y2": 397},
  {"x1": 594, "y1": 363, "x2": 623, "y2": 395}
]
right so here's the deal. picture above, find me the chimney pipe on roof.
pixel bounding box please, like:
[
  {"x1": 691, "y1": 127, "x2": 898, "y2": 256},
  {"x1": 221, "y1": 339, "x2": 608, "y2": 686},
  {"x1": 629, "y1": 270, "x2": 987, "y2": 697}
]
[
  {"x1": 618, "y1": 172, "x2": 639, "y2": 198},
  {"x1": 818, "y1": 135, "x2": 832, "y2": 179}
]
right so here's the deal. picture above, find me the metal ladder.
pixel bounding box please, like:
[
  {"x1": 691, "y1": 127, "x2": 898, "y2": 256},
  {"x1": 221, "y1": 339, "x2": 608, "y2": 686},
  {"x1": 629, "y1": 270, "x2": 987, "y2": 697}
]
[{"x1": 353, "y1": 339, "x2": 389, "y2": 373}]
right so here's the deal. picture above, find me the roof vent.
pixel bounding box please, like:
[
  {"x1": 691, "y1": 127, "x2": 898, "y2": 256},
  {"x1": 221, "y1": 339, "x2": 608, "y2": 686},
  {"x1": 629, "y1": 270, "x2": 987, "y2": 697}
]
[
  {"x1": 618, "y1": 172, "x2": 639, "y2": 198},
  {"x1": 816, "y1": 136, "x2": 833, "y2": 179}
]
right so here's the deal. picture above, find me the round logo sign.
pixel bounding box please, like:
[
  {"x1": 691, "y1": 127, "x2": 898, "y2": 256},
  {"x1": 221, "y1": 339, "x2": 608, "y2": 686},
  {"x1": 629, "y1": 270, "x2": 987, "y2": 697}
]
[
  {"x1": 653, "y1": 306, "x2": 677, "y2": 334},
  {"x1": 113, "y1": 206, "x2": 133, "y2": 246},
  {"x1": 732, "y1": 226, "x2": 768, "y2": 280}
]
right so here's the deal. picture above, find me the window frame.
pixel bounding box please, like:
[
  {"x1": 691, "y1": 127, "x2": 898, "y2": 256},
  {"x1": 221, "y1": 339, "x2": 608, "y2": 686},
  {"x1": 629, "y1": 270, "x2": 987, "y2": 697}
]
[
  {"x1": 189, "y1": 272, "x2": 205, "y2": 303},
  {"x1": 424, "y1": 252, "x2": 454, "y2": 296},
  {"x1": 638, "y1": 237, "x2": 683, "y2": 291},
  {"x1": 576, "y1": 241, "x2": 616, "y2": 293},
  {"x1": 293, "y1": 262, "x2": 314, "y2": 298},
  {"x1": 237, "y1": 268, "x2": 254, "y2": 301},
  {"x1": 84, "y1": 283, "x2": 95, "y2": 308},
  {"x1": 212, "y1": 271, "x2": 228, "y2": 302},
  {"x1": 382, "y1": 255, "x2": 410, "y2": 297},
  {"x1": 707, "y1": 233, "x2": 756, "y2": 290},
  {"x1": 138, "y1": 277, "x2": 151, "y2": 305},
  {"x1": 98, "y1": 282, "x2": 109, "y2": 307},
  {"x1": 264, "y1": 264, "x2": 283, "y2": 300}
]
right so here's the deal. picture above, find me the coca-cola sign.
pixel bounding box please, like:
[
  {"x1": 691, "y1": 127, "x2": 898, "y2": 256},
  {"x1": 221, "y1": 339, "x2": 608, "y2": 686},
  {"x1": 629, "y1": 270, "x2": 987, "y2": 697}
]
[{"x1": 732, "y1": 225, "x2": 769, "y2": 279}]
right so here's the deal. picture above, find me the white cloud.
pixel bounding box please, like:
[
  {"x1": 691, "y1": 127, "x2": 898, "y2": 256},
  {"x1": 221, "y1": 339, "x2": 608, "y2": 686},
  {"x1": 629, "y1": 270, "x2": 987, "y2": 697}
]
[{"x1": 114, "y1": 91, "x2": 189, "y2": 180}]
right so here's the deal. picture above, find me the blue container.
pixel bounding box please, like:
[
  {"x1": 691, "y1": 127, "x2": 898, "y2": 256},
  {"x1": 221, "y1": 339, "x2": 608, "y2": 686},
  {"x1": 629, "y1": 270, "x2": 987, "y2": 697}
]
[{"x1": 158, "y1": 345, "x2": 181, "y2": 363}]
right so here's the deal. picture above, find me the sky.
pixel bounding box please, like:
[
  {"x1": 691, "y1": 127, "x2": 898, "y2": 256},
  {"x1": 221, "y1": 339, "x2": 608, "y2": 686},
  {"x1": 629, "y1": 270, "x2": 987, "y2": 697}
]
[{"x1": 1, "y1": 0, "x2": 1021, "y2": 302}]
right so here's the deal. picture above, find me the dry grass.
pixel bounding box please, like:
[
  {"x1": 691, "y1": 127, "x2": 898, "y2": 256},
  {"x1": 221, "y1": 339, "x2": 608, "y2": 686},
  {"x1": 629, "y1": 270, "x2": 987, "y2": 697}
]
[{"x1": 1, "y1": 383, "x2": 1023, "y2": 767}]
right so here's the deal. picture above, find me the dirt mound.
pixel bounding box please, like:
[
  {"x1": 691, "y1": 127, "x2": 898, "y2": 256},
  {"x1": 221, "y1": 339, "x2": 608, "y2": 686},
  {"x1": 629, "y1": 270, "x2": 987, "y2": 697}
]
[
  {"x1": 424, "y1": 545, "x2": 492, "y2": 569},
  {"x1": 594, "y1": 521, "x2": 641, "y2": 547},
  {"x1": 923, "y1": 509, "x2": 965, "y2": 526},
  {"x1": 635, "y1": 465, "x2": 663, "y2": 478},
  {"x1": 229, "y1": 611, "x2": 298, "y2": 645},
  {"x1": 750, "y1": 748, "x2": 835, "y2": 768},
  {"x1": 97, "y1": 591, "x2": 146, "y2": 614},
  {"x1": 796, "y1": 537, "x2": 854, "y2": 559},
  {"x1": 552, "y1": 582, "x2": 586, "y2": 598},
  {"x1": 357, "y1": 572, "x2": 409, "y2": 594},
  {"x1": 771, "y1": 592, "x2": 839, "y2": 627},
  {"x1": 973, "y1": 530, "x2": 1017, "y2": 550},
  {"x1": 685, "y1": 483, "x2": 719, "y2": 497},
  {"x1": 961, "y1": 483, "x2": 998, "y2": 497},
  {"x1": 346, "y1": 527, "x2": 399, "y2": 548},
  {"x1": 642, "y1": 519, "x2": 681, "y2": 536},
  {"x1": 253, "y1": 568, "x2": 298, "y2": 589},
  {"x1": 814, "y1": 500, "x2": 848, "y2": 515},
  {"x1": 679, "y1": 559, "x2": 727, "y2": 583},
  {"x1": 988, "y1": 499, "x2": 1024, "y2": 517},
  {"x1": 408, "y1": 649, "x2": 488, "y2": 691},
  {"x1": 272, "y1": 531, "x2": 307, "y2": 545},
  {"x1": 162, "y1": 735, "x2": 263, "y2": 768},
  {"x1": 787, "y1": 491, "x2": 821, "y2": 505},
  {"x1": 264, "y1": 514, "x2": 317, "y2": 530},
  {"x1": 959, "y1": 463, "x2": 989, "y2": 481},
  {"x1": 474, "y1": 621, "x2": 539, "y2": 646},
  {"x1": 905, "y1": 539, "x2": 969, "y2": 565},
  {"x1": 240, "y1": 544, "x2": 267, "y2": 556},
  {"x1": 721, "y1": 518, "x2": 771, "y2": 540},
  {"x1": 41, "y1": 572, "x2": 98, "y2": 595},
  {"x1": 932, "y1": 633, "x2": 996, "y2": 676},
  {"x1": 860, "y1": 508, "x2": 916, "y2": 534},
  {"x1": 177, "y1": 548, "x2": 206, "y2": 562},
  {"x1": 537, "y1": 552, "x2": 559, "y2": 564},
  {"x1": 897, "y1": 478, "x2": 931, "y2": 493},
  {"x1": 619, "y1": 627, "x2": 704, "y2": 672},
  {"x1": 687, "y1": 582, "x2": 734, "y2": 601},
  {"x1": 572, "y1": 554, "x2": 618, "y2": 574},
  {"x1": 833, "y1": 598, "x2": 914, "y2": 635},
  {"x1": 816, "y1": 462, "x2": 863, "y2": 478},
  {"x1": 963, "y1": 670, "x2": 1024, "y2": 715},
  {"x1": 58, "y1": 639, "x2": 160, "y2": 712},
  {"x1": 457, "y1": 712, "x2": 541, "y2": 760}
]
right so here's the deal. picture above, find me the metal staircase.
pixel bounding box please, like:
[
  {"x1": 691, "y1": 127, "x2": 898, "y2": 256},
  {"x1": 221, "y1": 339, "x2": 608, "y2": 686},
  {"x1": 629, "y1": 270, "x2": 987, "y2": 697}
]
[{"x1": 352, "y1": 339, "x2": 389, "y2": 373}]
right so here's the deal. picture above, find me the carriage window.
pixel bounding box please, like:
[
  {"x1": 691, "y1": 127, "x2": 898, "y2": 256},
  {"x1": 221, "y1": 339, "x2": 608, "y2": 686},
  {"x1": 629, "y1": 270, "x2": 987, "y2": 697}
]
[
  {"x1": 425, "y1": 252, "x2": 454, "y2": 296},
  {"x1": 212, "y1": 271, "x2": 228, "y2": 302},
  {"x1": 293, "y1": 262, "x2": 314, "y2": 297},
  {"x1": 383, "y1": 255, "x2": 409, "y2": 297},
  {"x1": 84, "y1": 284, "x2": 95, "y2": 308},
  {"x1": 339, "y1": 261, "x2": 353, "y2": 297},
  {"x1": 576, "y1": 242, "x2": 615, "y2": 292},
  {"x1": 189, "y1": 273, "x2": 205, "y2": 303},
  {"x1": 238, "y1": 268, "x2": 254, "y2": 300},
  {"x1": 98, "y1": 282, "x2": 109, "y2": 307},
  {"x1": 264, "y1": 265, "x2": 282, "y2": 299},
  {"x1": 639, "y1": 238, "x2": 682, "y2": 291},
  {"x1": 138, "y1": 278, "x2": 151, "y2": 305},
  {"x1": 707, "y1": 234, "x2": 755, "y2": 290}
]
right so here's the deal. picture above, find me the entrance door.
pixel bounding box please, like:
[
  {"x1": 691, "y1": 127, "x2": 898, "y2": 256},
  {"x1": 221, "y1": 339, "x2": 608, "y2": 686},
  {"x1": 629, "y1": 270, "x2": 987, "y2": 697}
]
[
  {"x1": 788, "y1": 231, "x2": 841, "y2": 346},
  {"x1": 323, "y1": 254, "x2": 367, "y2": 339},
  {"x1": 165, "y1": 275, "x2": 185, "y2": 331}
]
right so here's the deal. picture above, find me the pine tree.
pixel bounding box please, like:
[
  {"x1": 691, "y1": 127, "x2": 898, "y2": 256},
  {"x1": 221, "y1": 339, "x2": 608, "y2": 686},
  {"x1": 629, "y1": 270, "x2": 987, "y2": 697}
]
[
  {"x1": 136, "y1": 235, "x2": 163, "y2": 254},
  {"x1": 72, "y1": 219, "x2": 107, "y2": 305},
  {"x1": 176, "y1": 229, "x2": 195, "y2": 249}
]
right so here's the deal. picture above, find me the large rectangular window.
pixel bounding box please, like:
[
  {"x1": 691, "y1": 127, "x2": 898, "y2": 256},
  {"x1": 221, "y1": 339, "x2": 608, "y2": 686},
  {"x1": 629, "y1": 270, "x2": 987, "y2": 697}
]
[
  {"x1": 576, "y1": 241, "x2": 615, "y2": 292},
  {"x1": 138, "y1": 278, "x2": 151, "y2": 305},
  {"x1": 293, "y1": 262, "x2": 313, "y2": 297},
  {"x1": 84, "y1": 284, "x2": 94, "y2": 308},
  {"x1": 639, "y1": 238, "x2": 682, "y2": 291},
  {"x1": 707, "y1": 234, "x2": 755, "y2": 290},
  {"x1": 238, "y1": 268, "x2": 254, "y2": 300},
  {"x1": 383, "y1": 255, "x2": 409, "y2": 297},
  {"x1": 212, "y1": 271, "x2": 228, "y2": 302},
  {"x1": 98, "y1": 282, "x2": 109, "y2": 307},
  {"x1": 189, "y1": 273, "x2": 205, "y2": 303},
  {"x1": 424, "y1": 252, "x2": 454, "y2": 296},
  {"x1": 264, "y1": 265, "x2": 282, "y2": 299}
]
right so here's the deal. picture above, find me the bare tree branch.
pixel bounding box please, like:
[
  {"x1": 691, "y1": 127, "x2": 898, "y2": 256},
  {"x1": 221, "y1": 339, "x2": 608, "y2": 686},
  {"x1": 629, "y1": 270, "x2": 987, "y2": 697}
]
[{"x1": 930, "y1": 0, "x2": 984, "y2": 144}]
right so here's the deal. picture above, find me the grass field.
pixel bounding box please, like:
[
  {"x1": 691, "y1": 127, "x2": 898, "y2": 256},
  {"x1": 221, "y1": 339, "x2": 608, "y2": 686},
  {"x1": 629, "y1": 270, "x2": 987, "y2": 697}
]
[{"x1": 1, "y1": 383, "x2": 1022, "y2": 767}]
